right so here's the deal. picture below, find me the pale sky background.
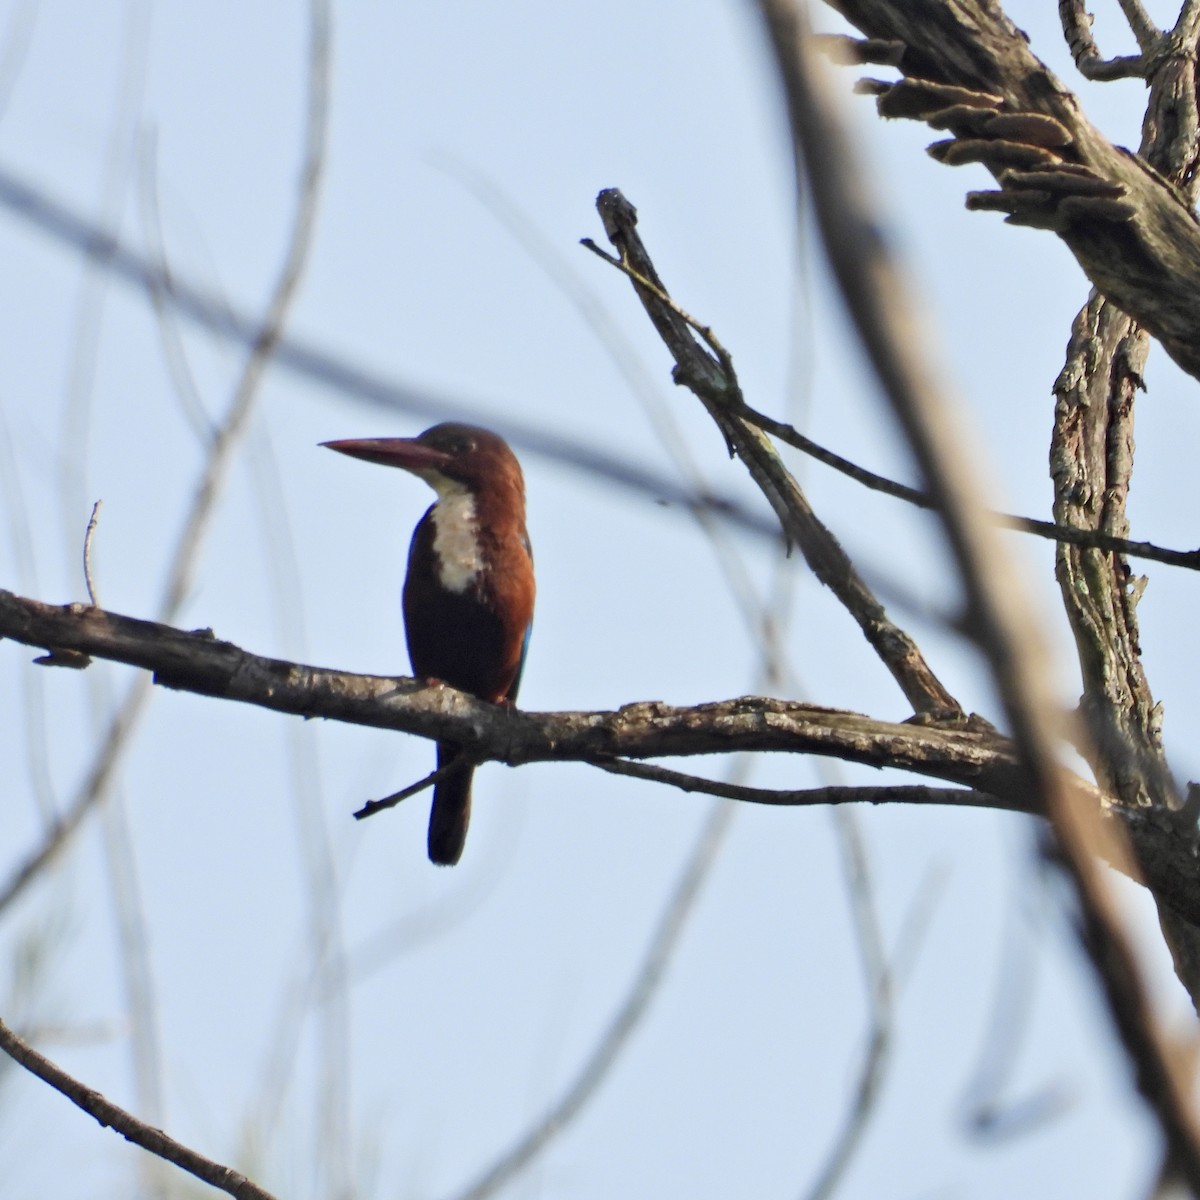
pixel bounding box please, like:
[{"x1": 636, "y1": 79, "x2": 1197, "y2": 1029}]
[{"x1": 1, "y1": 2, "x2": 1198, "y2": 1198}]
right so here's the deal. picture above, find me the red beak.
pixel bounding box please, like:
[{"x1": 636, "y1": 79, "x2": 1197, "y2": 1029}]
[{"x1": 321, "y1": 437, "x2": 452, "y2": 473}]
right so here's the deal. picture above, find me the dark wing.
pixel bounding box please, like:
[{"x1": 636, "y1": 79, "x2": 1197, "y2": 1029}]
[{"x1": 503, "y1": 530, "x2": 534, "y2": 703}]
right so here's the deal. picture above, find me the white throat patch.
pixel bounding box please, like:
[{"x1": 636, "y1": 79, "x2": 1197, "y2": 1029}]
[{"x1": 429, "y1": 484, "x2": 483, "y2": 593}]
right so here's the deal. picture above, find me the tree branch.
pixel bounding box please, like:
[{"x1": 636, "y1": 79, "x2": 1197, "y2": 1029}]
[
  {"x1": 1058, "y1": 0, "x2": 1152, "y2": 81},
  {"x1": 0, "y1": 588, "x2": 1014, "y2": 787},
  {"x1": 1048, "y1": 0, "x2": 1200, "y2": 1007},
  {"x1": 770, "y1": 0, "x2": 1200, "y2": 1184},
  {"x1": 823, "y1": 0, "x2": 1200, "y2": 385},
  {"x1": 589, "y1": 756, "x2": 1013, "y2": 811},
  {"x1": 0, "y1": 1018, "x2": 277, "y2": 1200},
  {"x1": 6, "y1": 585, "x2": 1200, "y2": 937},
  {"x1": 736, "y1": 398, "x2": 1200, "y2": 571}
]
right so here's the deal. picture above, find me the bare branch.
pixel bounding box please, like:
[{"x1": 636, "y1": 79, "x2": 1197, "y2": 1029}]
[
  {"x1": 0, "y1": 410, "x2": 57, "y2": 819},
  {"x1": 1058, "y1": 0, "x2": 1151, "y2": 81},
  {"x1": 960, "y1": 884, "x2": 1074, "y2": 1143},
  {"x1": 0, "y1": 588, "x2": 1015, "y2": 789},
  {"x1": 7, "y1": 584, "x2": 1200, "y2": 916},
  {"x1": 82, "y1": 500, "x2": 101, "y2": 607},
  {"x1": 0, "y1": 1018, "x2": 278, "y2": 1200},
  {"x1": 766, "y1": 0, "x2": 1200, "y2": 1184},
  {"x1": 0, "y1": 2, "x2": 36, "y2": 122},
  {"x1": 1050, "y1": 0, "x2": 1200, "y2": 1007},
  {"x1": 591, "y1": 188, "x2": 962, "y2": 718},
  {"x1": 1122, "y1": 0, "x2": 1165, "y2": 50},
  {"x1": 589, "y1": 757, "x2": 1013, "y2": 811},
  {"x1": 137, "y1": 129, "x2": 219, "y2": 444},
  {"x1": 155, "y1": 0, "x2": 329, "y2": 623},
  {"x1": 7, "y1": 585, "x2": 1200, "y2": 957},
  {"x1": 822, "y1": 0, "x2": 1200, "y2": 384},
  {"x1": 802, "y1": 810, "x2": 893, "y2": 1200},
  {"x1": 736, "y1": 398, "x2": 1200, "y2": 572}
]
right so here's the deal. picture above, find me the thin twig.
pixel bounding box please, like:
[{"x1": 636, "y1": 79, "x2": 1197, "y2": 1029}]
[
  {"x1": 441, "y1": 800, "x2": 734, "y2": 1200},
  {"x1": 0, "y1": 1018, "x2": 278, "y2": 1200},
  {"x1": 580, "y1": 236, "x2": 737, "y2": 375},
  {"x1": 240, "y1": 417, "x2": 353, "y2": 1197},
  {"x1": 353, "y1": 759, "x2": 462, "y2": 819},
  {"x1": 800, "y1": 850, "x2": 946, "y2": 1200},
  {"x1": 589, "y1": 757, "x2": 1015, "y2": 812},
  {"x1": 82, "y1": 500, "x2": 101, "y2": 606},
  {"x1": 64, "y1": 26, "x2": 160, "y2": 1180},
  {"x1": 802, "y1": 809, "x2": 892, "y2": 1200},
  {"x1": 736, "y1": 399, "x2": 1200, "y2": 571},
  {"x1": 0, "y1": 1, "x2": 36, "y2": 122},
  {"x1": 960, "y1": 871, "x2": 1072, "y2": 1142},
  {"x1": 0, "y1": 409, "x2": 57, "y2": 819},
  {"x1": 156, "y1": 0, "x2": 329, "y2": 624},
  {"x1": 137, "y1": 129, "x2": 219, "y2": 444},
  {"x1": 56, "y1": 1, "x2": 150, "y2": 600},
  {"x1": 751, "y1": 505, "x2": 902, "y2": 1200},
  {"x1": 101, "y1": 790, "x2": 167, "y2": 1197},
  {"x1": 1058, "y1": 0, "x2": 1150, "y2": 81}
]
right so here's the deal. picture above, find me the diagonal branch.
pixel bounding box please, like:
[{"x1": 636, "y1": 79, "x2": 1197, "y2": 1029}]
[
  {"x1": 736, "y1": 398, "x2": 1200, "y2": 572},
  {"x1": 589, "y1": 188, "x2": 963, "y2": 718},
  {"x1": 1058, "y1": 0, "x2": 1153, "y2": 81},
  {"x1": 589, "y1": 757, "x2": 1012, "y2": 810},
  {"x1": 0, "y1": 1018, "x2": 277, "y2": 1200},
  {"x1": 823, "y1": 0, "x2": 1200, "y2": 385}
]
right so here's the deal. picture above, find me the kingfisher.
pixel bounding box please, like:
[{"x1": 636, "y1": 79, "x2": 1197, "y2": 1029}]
[{"x1": 322, "y1": 423, "x2": 535, "y2": 865}]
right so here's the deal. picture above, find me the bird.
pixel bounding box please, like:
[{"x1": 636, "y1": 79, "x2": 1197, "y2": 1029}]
[{"x1": 322, "y1": 423, "x2": 534, "y2": 865}]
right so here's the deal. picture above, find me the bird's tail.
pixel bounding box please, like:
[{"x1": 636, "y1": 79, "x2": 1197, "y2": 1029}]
[{"x1": 428, "y1": 744, "x2": 474, "y2": 866}]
